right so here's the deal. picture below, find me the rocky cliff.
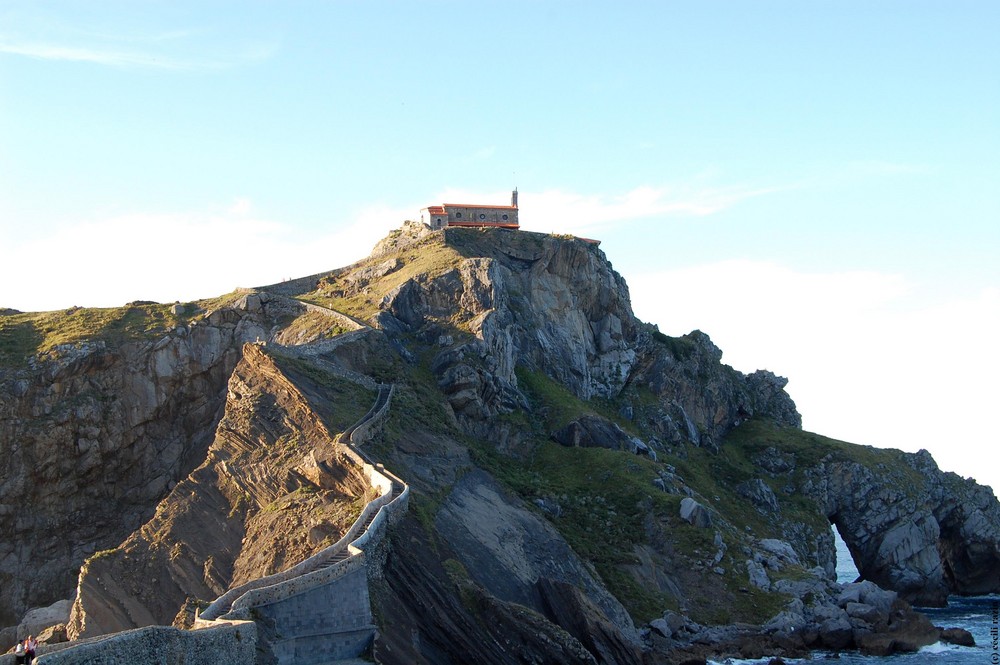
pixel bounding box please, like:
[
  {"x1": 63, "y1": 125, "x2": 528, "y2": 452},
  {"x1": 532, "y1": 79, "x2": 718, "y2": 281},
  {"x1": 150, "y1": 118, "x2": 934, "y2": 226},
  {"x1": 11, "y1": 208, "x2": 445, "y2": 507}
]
[
  {"x1": 0, "y1": 293, "x2": 355, "y2": 628},
  {"x1": 2, "y1": 223, "x2": 998, "y2": 663}
]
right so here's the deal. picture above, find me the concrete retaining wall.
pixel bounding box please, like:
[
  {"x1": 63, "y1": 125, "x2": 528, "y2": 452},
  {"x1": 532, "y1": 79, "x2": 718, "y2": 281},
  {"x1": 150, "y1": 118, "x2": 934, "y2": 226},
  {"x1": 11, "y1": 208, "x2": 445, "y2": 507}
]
[{"x1": 254, "y1": 566, "x2": 373, "y2": 665}]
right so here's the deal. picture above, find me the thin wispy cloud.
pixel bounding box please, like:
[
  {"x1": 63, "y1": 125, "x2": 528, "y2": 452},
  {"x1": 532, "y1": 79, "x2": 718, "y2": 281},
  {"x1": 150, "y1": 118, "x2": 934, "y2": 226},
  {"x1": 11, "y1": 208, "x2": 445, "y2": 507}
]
[
  {"x1": 0, "y1": 37, "x2": 277, "y2": 70},
  {"x1": 471, "y1": 146, "x2": 496, "y2": 160},
  {"x1": 0, "y1": 10, "x2": 277, "y2": 71},
  {"x1": 439, "y1": 183, "x2": 783, "y2": 235}
]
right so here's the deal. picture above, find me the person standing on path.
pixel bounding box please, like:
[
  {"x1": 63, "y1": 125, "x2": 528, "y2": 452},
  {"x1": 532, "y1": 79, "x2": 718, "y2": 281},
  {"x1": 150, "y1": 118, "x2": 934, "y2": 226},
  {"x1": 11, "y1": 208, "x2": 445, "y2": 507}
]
[{"x1": 25, "y1": 635, "x2": 36, "y2": 664}]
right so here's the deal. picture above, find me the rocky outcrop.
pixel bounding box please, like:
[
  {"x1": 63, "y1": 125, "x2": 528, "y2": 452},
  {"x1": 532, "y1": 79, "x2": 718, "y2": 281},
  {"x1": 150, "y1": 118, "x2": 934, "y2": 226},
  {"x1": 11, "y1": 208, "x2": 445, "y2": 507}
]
[
  {"x1": 432, "y1": 470, "x2": 638, "y2": 644},
  {"x1": 630, "y1": 331, "x2": 801, "y2": 450},
  {"x1": 380, "y1": 230, "x2": 640, "y2": 403},
  {"x1": 0, "y1": 293, "x2": 359, "y2": 627},
  {"x1": 372, "y1": 516, "x2": 602, "y2": 665},
  {"x1": 803, "y1": 449, "x2": 1000, "y2": 606},
  {"x1": 551, "y1": 415, "x2": 641, "y2": 451},
  {"x1": 6, "y1": 224, "x2": 1000, "y2": 665},
  {"x1": 66, "y1": 344, "x2": 373, "y2": 639}
]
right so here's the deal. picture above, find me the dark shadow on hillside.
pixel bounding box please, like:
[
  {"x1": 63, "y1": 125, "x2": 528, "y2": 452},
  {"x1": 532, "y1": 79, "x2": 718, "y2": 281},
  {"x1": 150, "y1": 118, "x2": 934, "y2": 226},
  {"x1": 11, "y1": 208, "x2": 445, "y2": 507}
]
[{"x1": 0, "y1": 319, "x2": 43, "y2": 367}]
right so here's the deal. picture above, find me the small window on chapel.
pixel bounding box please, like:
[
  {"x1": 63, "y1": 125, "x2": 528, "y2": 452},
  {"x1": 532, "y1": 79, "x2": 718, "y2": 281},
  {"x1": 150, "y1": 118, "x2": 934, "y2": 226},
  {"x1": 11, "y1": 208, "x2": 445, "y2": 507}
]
[
  {"x1": 502, "y1": 214, "x2": 509, "y2": 220},
  {"x1": 479, "y1": 213, "x2": 486, "y2": 220},
  {"x1": 455, "y1": 212, "x2": 463, "y2": 219}
]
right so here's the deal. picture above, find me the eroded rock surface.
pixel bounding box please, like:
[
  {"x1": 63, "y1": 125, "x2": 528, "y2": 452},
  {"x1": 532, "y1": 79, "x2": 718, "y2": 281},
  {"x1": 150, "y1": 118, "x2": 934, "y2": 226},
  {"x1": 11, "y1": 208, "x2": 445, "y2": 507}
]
[
  {"x1": 804, "y1": 450, "x2": 1000, "y2": 606},
  {"x1": 67, "y1": 344, "x2": 373, "y2": 639},
  {"x1": 0, "y1": 293, "x2": 359, "y2": 626}
]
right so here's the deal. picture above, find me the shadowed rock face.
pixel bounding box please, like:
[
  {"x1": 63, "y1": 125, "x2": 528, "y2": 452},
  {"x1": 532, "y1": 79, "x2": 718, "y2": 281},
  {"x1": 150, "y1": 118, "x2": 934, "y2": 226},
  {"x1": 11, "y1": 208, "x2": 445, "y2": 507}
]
[
  {"x1": 0, "y1": 328, "x2": 237, "y2": 627},
  {"x1": 433, "y1": 470, "x2": 637, "y2": 643}
]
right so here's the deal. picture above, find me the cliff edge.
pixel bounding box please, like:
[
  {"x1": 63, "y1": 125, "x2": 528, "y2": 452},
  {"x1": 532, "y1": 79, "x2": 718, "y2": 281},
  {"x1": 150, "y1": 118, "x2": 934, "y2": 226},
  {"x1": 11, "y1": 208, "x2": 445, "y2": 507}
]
[{"x1": 2, "y1": 223, "x2": 997, "y2": 663}]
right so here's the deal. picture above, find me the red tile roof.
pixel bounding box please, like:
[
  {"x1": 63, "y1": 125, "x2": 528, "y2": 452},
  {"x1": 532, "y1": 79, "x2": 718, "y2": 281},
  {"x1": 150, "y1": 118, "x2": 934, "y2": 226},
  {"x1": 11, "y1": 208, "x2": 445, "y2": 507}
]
[{"x1": 441, "y1": 203, "x2": 518, "y2": 210}]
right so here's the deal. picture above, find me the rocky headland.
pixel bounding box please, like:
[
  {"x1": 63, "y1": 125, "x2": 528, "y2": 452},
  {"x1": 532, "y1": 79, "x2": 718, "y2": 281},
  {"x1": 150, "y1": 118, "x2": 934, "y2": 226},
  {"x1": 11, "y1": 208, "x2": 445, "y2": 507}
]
[{"x1": 1, "y1": 222, "x2": 996, "y2": 663}]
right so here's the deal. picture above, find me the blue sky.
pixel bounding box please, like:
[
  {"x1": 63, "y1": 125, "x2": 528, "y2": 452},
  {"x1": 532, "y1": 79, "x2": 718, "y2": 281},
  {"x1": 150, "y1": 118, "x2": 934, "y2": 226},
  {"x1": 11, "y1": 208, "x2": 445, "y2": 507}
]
[{"x1": 1, "y1": 1, "x2": 998, "y2": 492}]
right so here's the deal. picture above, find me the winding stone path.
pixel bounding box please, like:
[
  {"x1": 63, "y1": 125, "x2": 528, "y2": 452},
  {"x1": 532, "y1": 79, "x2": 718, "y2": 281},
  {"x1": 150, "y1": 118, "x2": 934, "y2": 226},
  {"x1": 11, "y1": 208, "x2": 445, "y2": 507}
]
[{"x1": 196, "y1": 349, "x2": 407, "y2": 664}]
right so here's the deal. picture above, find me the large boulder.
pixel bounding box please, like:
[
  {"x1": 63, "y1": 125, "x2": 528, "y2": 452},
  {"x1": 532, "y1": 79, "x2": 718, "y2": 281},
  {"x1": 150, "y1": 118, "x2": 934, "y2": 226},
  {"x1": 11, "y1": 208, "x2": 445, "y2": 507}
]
[{"x1": 680, "y1": 498, "x2": 713, "y2": 528}]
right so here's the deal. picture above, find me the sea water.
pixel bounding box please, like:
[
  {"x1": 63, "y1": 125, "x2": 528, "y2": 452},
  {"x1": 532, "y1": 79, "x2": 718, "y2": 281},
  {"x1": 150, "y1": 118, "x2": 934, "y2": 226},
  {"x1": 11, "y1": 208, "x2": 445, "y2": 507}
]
[{"x1": 710, "y1": 528, "x2": 998, "y2": 664}]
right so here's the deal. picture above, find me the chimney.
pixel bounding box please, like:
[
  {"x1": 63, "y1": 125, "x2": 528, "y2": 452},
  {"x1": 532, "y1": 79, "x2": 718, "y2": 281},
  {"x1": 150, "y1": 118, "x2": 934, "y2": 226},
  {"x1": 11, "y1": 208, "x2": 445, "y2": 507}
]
[{"x1": 511, "y1": 188, "x2": 518, "y2": 208}]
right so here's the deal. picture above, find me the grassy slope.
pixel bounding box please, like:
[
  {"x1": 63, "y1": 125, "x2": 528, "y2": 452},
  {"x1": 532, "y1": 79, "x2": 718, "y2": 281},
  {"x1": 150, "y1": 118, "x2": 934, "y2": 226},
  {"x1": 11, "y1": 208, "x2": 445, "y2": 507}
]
[
  {"x1": 299, "y1": 232, "x2": 465, "y2": 324},
  {"x1": 417, "y1": 357, "x2": 924, "y2": 626},
  {"x1": 0, "y1": 292, "x2": 242, "y2": 368}
]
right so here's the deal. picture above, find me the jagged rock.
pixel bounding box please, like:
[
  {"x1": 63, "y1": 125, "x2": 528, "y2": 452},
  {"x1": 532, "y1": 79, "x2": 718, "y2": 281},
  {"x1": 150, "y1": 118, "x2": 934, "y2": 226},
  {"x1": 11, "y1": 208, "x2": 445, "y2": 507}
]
[
  {"x1": 374, "y1": 515, "x2": 600, "y2": 665},
  {"x1": 858, "y1": 604, "x2": 940, "y2": 655},
  {"x1": 0, "y1": 293, "x2": 354, "y2": 626},
  {"x1": 817, "y1": 615, "x2": 854, "y2": 650},
  {"x1": 753, "y1": 446, "x2": 796, "y2": 474},
  {"x1": 9, "y1": 223, "x2": 1000, "y2": 665},
  {"x1": 67, "y1": 344, "x2": 374, "y2": 639},
  {"x1": 377, "y1": 230, "x2": 642, "y2": 401},
  {"x1": 940, "y1": 627, "x2": 975, "y2": 646},
  {"x1": 433, "y1": 470, "x2": 637, "y2": 643},
  {"x1": 344, "y1": 258, "x2": 401, "y2": 289},
  {"x1": 680, "y1": 497, "x2": 712, "y2": 528},
  {"x1": 551, "y1": 415, "x2": 633, "y2": 450},
  {"x1": 758, "y1": 539, "x2": 800, "y2": 567},
  {"x1": 845, "y1": 601, "x2": 881, "y2": 624},
  {"x1": 737, "y1": 478, "x2": 779, "y2": 512},
  {"x1": 746, "y1": 560, "x2": 770, "y2": 590},
  {"x1": 537, "y1": 578, "x2": 643, "y2": 665},
  {"x1": 649, "y1": 617, "x2": 672, "y2": 639},
  {"x1": 35, "y1": 622, "x2": 67, "y2": 645},
  {"x1": 837, "y1": 580, "x2": 897, "y2": 616},
  {"x1": 15, "y1": 599, "x2": 72, "y2": 642},
  {"x1": 634, "y1": 331, "x2": 800, "y2": 450},
  {"x1": 803, "y1": 450, "x2": 1000, "y2": 606},
  {"x1": 762, "y1": 602, "x2": 805, "y2": 634}
]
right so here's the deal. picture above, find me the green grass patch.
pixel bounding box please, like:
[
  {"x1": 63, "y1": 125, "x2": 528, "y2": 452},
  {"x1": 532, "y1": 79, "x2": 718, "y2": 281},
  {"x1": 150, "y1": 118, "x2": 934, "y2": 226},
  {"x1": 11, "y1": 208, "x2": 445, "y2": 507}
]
[
  {"x1": 649, "y1": 326, "x2": 698, "y2": 361},
  {"x1": 724, "y1": 419, "x2": 928, "y2": 501},
  {"x1": 300, "y1": 232, "x2": 468, "y2": 325},
  {"x1": 469, "y1": 436, "x2": 680, "y2": 622},
  {"x1": 0, "y1": 293, "x2": 244, "y2": 368},
  {"x1": 269, "y1": 353, "x2": 376, "y2": 434}
]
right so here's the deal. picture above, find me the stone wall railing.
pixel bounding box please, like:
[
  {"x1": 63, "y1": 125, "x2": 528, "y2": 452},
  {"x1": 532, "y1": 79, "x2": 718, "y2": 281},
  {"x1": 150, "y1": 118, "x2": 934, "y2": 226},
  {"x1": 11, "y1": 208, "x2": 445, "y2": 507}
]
[
  {"x1": 17, "y1": 343, "x2": 406, "y2": 664},
  {"x1": 198, "y1": 455, "x2": 394, "y2": 622},
  {"x1": 16, "y1": 621, "x2": 256, "y2": 665},
  {"x1": 351, "y1": 466, "x2": 409, "y2": 553},
  {"x1": 221, "y1": 460, "x2": 408, "y2": 616},
  {"x1": 342, "y1": 384, "x2": 394, "y2": 445}
]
